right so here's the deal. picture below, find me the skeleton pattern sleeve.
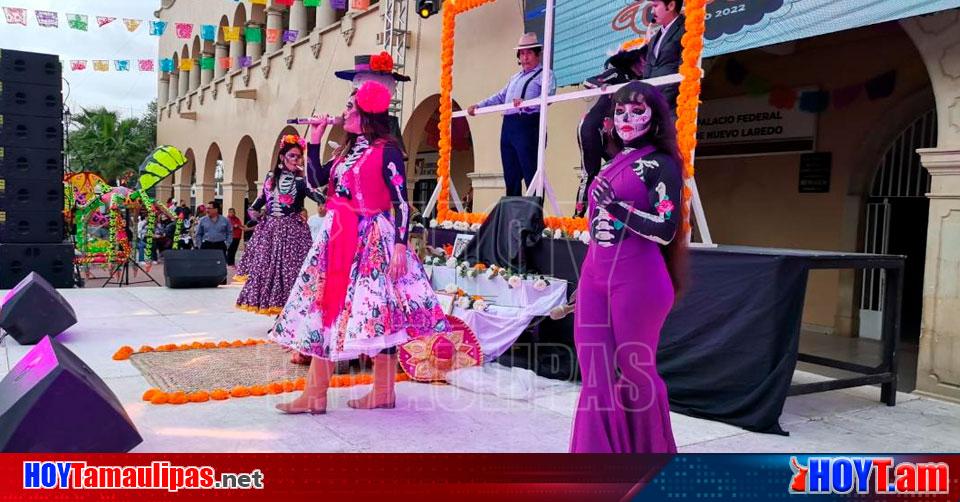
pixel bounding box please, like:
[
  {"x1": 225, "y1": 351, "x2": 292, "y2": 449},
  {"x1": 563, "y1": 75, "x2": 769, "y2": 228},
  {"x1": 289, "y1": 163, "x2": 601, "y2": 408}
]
[
  {"x1": 306, "y1": 143, "x2": 333, "y2": 194},
  {"x1": 382, "y1": 145, "x2": 410, "y2": 246},
  {"x1": 605, "y1": 154, "x2": 682, "y2": 245},
  {"x1": 249, "y1": 173, "x2": 270, "y2": 212}
]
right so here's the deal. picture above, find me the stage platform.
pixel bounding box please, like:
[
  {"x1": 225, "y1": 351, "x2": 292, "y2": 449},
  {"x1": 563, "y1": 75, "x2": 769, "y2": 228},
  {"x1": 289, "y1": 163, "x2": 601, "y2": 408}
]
[{"x1": 1, "y1": 286, "x2": 958, "y2": 453}]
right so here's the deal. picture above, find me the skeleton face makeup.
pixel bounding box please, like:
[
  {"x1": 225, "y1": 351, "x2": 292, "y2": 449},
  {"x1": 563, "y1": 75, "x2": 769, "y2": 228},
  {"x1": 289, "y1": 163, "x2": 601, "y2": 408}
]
[{"x1": 614, "y1": 101, "x2": 652, "y2": 143}]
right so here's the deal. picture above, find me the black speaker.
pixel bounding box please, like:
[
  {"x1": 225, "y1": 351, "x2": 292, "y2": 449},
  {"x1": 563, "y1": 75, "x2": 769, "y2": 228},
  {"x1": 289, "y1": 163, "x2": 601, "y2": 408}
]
[
  {"x1": 0, "y1": 50, "x2": 60, "y2": 86},
  {"x1": 0, "y1": 146, "x2": 62, "y2": 180},
  {"x1": 0, "y1": 114, "x2": 62, "y2": 149},
  {"x1": 0, "y1": 82, "x2": 62, "y2": 118},
  {"x1": 0, "y1": 272, "x2": 76, "y2": 345},
  {"x1": 0, "y1": 243, "x2": 73, "y2": 288},
  {"x1": 162, "y1": 249, "x2": 227, "y2": 288},
  {"x1": 0, "y1": 211, "x2": 64, "y2": 244},
  {"x1": 0, "y1": 336, "x2": 142, "y2": 452},
  {"x1": 0, "y1": 177, "x2": 63, "y2": 210}
]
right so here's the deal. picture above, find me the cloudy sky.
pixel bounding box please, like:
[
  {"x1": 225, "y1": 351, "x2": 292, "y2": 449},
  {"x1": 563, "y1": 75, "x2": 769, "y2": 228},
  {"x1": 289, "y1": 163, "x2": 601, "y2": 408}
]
[{"x1": 0, "y1": 0, "x2": 160, "y2": 118}]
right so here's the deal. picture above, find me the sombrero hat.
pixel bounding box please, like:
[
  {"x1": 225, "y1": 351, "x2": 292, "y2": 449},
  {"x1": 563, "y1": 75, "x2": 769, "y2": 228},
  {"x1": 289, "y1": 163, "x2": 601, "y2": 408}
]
[
  {"x1": 399, "y1": 315, "x2": 483, "y2": 383},
  {"x1": 334, "y1": 52, "x2": 411, "y2": 86}
]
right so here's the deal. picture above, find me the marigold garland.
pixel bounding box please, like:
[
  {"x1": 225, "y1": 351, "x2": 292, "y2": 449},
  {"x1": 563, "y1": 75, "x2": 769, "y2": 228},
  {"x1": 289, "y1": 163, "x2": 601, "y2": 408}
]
[
  {"x1": 119, "y1": 338, "x2": 411, "y2": 405},
  {"x1": 434, "y1": 0, "x2": 707, "y2": 238}
]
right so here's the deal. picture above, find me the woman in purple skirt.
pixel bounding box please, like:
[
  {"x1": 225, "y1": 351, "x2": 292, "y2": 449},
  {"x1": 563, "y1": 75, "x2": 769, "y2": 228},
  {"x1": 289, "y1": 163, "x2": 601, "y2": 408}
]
[
  {"x1": 236, "y1": 134, "x2": 321, "y2": 317},
  {"x1": 570, "y1": 81, "x2": 687, "y2": 453}
]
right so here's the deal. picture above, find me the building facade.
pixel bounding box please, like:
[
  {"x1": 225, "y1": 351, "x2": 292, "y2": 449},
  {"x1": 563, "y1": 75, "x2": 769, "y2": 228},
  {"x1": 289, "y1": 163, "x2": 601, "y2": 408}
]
[{"x1": 155, "y1": 1, "x2": 960, "y2": 402}]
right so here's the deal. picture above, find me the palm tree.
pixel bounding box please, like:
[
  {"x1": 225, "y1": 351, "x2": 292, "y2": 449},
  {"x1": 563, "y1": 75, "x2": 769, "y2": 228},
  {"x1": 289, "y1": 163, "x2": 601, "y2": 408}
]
[{"x1": 67, "y1": 106, "x2": 156, "y2": 185}]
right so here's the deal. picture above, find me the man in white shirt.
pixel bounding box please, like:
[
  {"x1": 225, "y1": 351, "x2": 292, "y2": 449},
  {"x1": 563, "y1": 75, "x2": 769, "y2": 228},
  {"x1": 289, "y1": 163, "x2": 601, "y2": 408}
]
[
  {"x1": 308, "y1": 204, "x2": 328, "y2": 242},
  {"x1": 642, "y1": 0, "x2": 685, "y2": 113}
]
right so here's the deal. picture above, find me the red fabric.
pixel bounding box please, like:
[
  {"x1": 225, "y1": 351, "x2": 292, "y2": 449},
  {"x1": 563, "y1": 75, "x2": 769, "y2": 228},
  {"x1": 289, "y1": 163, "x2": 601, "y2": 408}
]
[{"x1": 228, "y1": 215, "x2": 243, "y2": 239}]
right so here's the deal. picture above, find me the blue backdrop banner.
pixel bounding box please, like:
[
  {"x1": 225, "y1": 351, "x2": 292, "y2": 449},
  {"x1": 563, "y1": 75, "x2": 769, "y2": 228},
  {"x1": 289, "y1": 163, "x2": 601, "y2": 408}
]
[{"x1": 533, "y1": 0, "x2": 960, "y2": 87}]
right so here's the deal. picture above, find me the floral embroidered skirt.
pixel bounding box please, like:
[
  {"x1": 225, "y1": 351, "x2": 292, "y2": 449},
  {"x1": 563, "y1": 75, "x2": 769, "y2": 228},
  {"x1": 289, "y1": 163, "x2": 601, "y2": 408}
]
[
  {"x1": 269, "y1": 212, "x2": 449, "y2": 362},
  {"x1": 236, "y1": 214, "x2": 313, "y2": 316}
]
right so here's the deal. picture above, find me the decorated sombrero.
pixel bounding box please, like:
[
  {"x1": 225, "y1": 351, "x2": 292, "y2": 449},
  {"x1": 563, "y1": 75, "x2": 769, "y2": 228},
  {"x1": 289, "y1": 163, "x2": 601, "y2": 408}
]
[
  {"x1": 399, "y1": 315, "x2": 483, "y2": 383},
  {"x1": 335, "y1": 52, "x2": 411, "y2": 84}
]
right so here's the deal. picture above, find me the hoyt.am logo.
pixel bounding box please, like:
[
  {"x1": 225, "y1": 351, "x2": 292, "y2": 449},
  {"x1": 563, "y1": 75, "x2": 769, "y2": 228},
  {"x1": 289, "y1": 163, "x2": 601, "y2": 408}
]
[{"x1": 790, "y1": 457, "x2": 949, "y2": 495}]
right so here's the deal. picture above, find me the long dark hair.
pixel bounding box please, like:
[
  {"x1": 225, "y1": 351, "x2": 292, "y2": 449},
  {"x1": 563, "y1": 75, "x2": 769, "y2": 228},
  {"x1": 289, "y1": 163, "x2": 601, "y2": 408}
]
[
  {"x1": 270, "y1": 140, "x2": 304, "y2": 189},
  {"x1": 611, "y1": 81, "x2": 687, "y2": 295},
  {"x1": 335, "y1": 90, "x2": 405, "y2": 159}
]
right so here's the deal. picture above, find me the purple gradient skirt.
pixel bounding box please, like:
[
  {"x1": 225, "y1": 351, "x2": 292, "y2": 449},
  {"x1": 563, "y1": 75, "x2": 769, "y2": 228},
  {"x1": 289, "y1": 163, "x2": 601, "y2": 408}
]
[{"x1": 236, "y1": 214, "x2": 313, "y2": 316}]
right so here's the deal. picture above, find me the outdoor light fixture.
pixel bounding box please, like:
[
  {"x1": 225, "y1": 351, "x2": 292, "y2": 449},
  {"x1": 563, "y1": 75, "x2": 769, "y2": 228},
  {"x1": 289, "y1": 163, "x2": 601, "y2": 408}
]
[{"x1": 417, "y1": 0, "x2": 440, "y2": 19}]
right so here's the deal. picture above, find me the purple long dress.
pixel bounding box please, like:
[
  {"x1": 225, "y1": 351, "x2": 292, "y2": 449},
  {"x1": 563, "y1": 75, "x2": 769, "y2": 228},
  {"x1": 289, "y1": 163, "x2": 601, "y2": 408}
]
[{"x1": 570, "y1": 144, "x2": 681, "y2": 453}]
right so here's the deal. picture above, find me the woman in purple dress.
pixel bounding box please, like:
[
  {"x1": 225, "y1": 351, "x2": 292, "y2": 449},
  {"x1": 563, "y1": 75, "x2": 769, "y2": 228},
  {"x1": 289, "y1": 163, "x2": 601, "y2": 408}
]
[
  {"x1": 236, "y1": 134, "x2": 321, "y2": 316},
  {"x1": 570, "y1": 81, "x2": 687, "y2": 453}
]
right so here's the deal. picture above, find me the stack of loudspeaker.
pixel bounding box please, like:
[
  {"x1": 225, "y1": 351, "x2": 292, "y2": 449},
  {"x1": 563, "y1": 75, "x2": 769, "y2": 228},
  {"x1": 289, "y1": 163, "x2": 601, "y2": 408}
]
[{"x1": 0, "y1": 49, "x2": 73, "y2": 289}]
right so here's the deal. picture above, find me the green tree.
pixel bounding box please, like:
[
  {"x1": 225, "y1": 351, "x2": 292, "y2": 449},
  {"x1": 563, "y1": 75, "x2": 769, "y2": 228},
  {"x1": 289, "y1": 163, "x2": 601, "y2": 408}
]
[{"x1": 66, "y1": 102, "x2": 157, "y2": 185}]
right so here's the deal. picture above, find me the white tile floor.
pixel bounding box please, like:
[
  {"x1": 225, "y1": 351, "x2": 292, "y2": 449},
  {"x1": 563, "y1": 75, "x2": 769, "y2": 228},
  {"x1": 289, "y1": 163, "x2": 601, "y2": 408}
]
[{"x1": 2, "y1": 285, "x2": 959, "y2": 453}]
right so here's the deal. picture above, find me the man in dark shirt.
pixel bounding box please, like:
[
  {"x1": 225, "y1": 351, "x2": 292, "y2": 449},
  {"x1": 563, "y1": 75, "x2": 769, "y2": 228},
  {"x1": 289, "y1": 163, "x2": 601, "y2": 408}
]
[{"x1": 642, "y1": 0, "x2": 685, "y2": 113}]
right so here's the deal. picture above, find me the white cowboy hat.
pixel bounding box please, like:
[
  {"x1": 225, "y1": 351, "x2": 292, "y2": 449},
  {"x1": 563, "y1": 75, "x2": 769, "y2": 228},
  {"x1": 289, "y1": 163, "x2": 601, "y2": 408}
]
[{"x1": 515, "y1": 32, "x2": 543, "y2": 50}]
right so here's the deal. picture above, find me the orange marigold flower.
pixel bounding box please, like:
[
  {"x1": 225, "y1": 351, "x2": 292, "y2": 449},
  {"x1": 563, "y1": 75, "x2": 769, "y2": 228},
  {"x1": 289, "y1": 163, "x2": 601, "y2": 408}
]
[
  {"x1": 188, "y1": 391, "x2": 210, "y2": 403},
  {"x1": 150, "y1": 392, "x2": 170, "y2": 405},
  {"x1": 211, "y1": 389, "x2": 230, "y2": 400},
  {"x1": 230, "y1": 386, "x2": 251, "y2": 398}
]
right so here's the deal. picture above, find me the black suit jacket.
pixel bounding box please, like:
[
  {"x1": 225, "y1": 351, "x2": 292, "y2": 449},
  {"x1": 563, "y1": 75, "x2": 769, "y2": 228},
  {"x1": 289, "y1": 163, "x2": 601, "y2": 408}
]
[{"x1": 642, "y1": 15, "x2": 685, "y2": 110}]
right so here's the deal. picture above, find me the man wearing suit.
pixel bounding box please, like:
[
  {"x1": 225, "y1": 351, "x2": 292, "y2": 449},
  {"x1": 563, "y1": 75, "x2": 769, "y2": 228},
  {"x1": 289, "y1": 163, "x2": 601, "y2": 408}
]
[{"x1": 643, "y1": 0, "x2": 685, "y2": 114}]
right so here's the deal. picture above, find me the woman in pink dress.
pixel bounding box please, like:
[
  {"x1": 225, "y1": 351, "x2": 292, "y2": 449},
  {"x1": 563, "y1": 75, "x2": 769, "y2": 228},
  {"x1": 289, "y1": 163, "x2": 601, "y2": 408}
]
[{"x1": 271, "y1": 80, "x2": 448, "y2": 414}]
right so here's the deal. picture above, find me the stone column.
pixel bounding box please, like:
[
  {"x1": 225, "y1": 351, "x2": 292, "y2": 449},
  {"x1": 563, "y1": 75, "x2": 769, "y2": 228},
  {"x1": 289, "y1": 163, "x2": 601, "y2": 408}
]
[
  {"x1": 246, "y1": 22, "x2": 264, "y2": 62},
  {"x1": 901, "y1": 9, "x2": 960, "y2": 402},
  {"x1": 266, "y1": 7, "x2": 285, "y2": 53},
  {"x1": 214, "y1": 43, "x2": 229, "y2": 79},
  {"x1": 316, "y1": 2, "x2": 337, "y2": 29},
  {"x1": 220, "y1": 182, "x2": 249, "y2": 217},
  {"x1": 173, "y1": 183, "x2": 191, "y2": 204},
  {"x1": 194, "y1": 183, "x2": 218, "y2": 208},
  {"x1": 169, "y1": 72, "x2": 180, "y2": 101},
  {"x1": 289, "y1": 0, "x2": 308, "y2": 40},
  {"x1": 916, "y1": 149, "x2": 960, "y2": 401},
  {"x1": 201, "y1": 51, "x2": 214, "y2": 85},
  {"x1": 229, "y1": 34, "x2": 245, "y2": 70},
  {"x1": 155, "y1": 182, "x2": 174, "y2": 205},
  {"x1": 178, "y1": 67, "x2": 189, "y2": 97},
  {"x1": 158, "y1": 73, "x2": 170, "y2": 103},
  {"x1": 189, "y1": 59, "x2": 201, "y2": 91}
]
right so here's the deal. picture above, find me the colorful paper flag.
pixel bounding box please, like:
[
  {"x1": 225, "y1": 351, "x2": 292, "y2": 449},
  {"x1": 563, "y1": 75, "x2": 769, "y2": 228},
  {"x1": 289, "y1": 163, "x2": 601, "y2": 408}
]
[
  {"x1": 330, "y1": 0, "x2": 348, "y2": 10},
  {"x1": 180, "y1": 59, "x2": 194, "y2": 71},
  {"x1": 201, "y1": 24, "x2": 216, "y2": 41},
  {"x1": 201, "y1": 57, "x2": 215, "y2": 71},
  {"x1": 798, "y1": 90, "x2": 830, "y2": 113},
  {"x1": 114, "y1": 60, "x2": 131, "y2": 72},
  {"x1": 36, "y1": 10, "x2": 59, "y2": 28},
  {"x1": 218, "y1": 57, "x2": 232, "y2": 70},
  {"x1": 160, "y1": 58, "x2": 175, "y2": 72},
  {"x1": 239, "y1": 56, "x2": 253, "y2": 68},
  {"x1": 123, "y1": 18, "x2": 142, "y2": 32},
  {"x1": 282, "y1": 30, "x2": 299, "y2": 43},
  {"x1": 93, "y1": 60, "x2": 110, "y2": 72},
  {"x1": 176, "y1": 23, "x2": 193, "y2": 39},
  {"x1": 304, "y1": 0, "x2": 322, "y2": 6},
  {"x1": 3, "y1": 7, "x2": 27, "y2": 26},
  {"x1": 67, "y1": 13, "x2": 89, "y2": 31},
  {"x1": 223, "y1": 26, "x2": 241, "y2": 42},
  {"x1": 351, "y1": 0, "x2": 370, "y2": 9},
  {"x1": 865, "y1": 70, "x2": 897, "y2": 101},
  {"x1": 96, "y1": 16, "x2": 116, "y2": 28},
  {"x1": 276, "y1": 0, "x2": 295, "y2": 6},
  {"x1": 245, "y1": 26, "x2": 262, "y2": 43},
  {"x1": 139, "y1": 59, "x2": 155, "y2": 72},
  {"x1": 70, "y1": 60, "x2": 88, "y2": 71},
  {"x1": 150, "y1": 20, "x2": 168, "y2": 36},
  {"x1": 251, "y1": 0, "x2": 268, "y2": 4},
  {"x1": 266, "y1": 28, "x2": 281, "y2": 44}
]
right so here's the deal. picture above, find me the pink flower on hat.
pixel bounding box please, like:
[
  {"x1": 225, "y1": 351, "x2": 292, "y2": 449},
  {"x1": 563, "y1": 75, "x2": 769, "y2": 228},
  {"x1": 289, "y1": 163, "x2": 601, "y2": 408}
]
[{"x1": 355, "y1": 80, "x2": 392, "y2": 114}]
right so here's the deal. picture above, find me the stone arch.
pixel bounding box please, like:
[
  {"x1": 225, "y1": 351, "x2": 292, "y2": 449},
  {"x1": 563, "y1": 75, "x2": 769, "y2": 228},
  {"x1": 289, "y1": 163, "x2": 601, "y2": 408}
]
[
  {"x1": 180, "y1": 44, "x2": 189, "y2": 60},
  {"x1": 250, "y1": 2, "x2": 267, "y2": 25},
  {"x1": 402, "y1": 94, "x2": 475, "y2": 211},
  {"x1": 191, "y1": 36, "x2": 202, "y2": 62},
  {"x1": 176, "y1": 148, "x2": 197, "y2": 207},
  {"x1": 217, "y1": 15, "x2": 229, "y2": 45},
  {"x1": 202, "y1": 142, "x2": 222, "y2": 186},
  {"x1": 232, "y1": 2, "x2": 247, "y2": 28},
  {"x1": 232, "y1": 135, "x2": 260, "y2": 209}
]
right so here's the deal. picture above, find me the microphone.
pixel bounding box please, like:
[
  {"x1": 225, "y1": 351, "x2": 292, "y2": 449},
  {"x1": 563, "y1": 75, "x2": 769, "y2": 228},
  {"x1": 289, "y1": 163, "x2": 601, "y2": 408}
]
[{"x1": 286, "y1": 116, "x2": 343, "y2": 126}]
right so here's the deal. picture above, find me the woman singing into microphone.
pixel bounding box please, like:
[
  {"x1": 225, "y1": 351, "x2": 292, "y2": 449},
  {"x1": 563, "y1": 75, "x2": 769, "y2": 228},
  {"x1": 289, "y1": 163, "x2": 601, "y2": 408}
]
[
  {"x1": 235, "y1": 134, "x2": 322, "y2": 319},
  {"x1": 270, "y1": 78, "x2": 449, "y2": 414}
]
